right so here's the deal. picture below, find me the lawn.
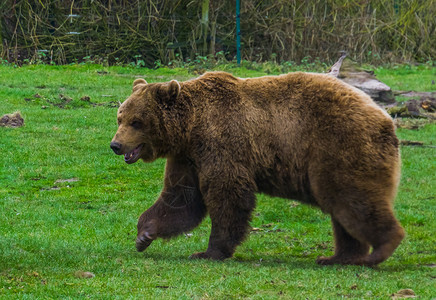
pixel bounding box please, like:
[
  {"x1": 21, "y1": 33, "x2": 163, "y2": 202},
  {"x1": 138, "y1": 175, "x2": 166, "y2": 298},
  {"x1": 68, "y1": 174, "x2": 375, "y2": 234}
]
[{"x1": 0, "y1": 64, "x2": 435, "y2": 299}]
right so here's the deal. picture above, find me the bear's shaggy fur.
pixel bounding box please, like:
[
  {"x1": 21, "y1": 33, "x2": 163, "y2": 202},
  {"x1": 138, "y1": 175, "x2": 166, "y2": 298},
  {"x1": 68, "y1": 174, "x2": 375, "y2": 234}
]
[{"x1": 110, "y1": 71, "x2": 404, "y2": 266}]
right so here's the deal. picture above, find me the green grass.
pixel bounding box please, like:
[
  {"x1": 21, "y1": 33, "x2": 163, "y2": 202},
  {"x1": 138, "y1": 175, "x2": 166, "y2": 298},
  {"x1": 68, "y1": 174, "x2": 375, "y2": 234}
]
[
  {"x1": 374, "y1": 64, "x2": 436, "y2": 92},
  {"x1": 0, "y1": 64, "x2": 435, "y2": 299}
]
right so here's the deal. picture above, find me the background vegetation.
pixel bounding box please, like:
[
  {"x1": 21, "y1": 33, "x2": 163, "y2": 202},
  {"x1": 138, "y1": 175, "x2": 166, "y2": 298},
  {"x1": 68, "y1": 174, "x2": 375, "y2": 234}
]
[
  {"x1": 0, "y1": 63, "x2": 435, "y2": 298},
  {"x1": 1, "y1": 0, "x2": 435, "y2": 66}
]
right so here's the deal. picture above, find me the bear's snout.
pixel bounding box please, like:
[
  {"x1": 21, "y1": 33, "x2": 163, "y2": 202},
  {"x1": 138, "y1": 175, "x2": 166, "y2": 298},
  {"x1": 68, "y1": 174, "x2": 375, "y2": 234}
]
[{"x1": 110, "y1": 141, "x2": 122, "y2": 155}]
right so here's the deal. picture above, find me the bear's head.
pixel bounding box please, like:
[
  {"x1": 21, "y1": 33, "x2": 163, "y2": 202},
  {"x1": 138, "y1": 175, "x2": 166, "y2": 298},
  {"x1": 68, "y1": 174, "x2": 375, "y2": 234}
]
[{"x1": 110, "y1": 78, "x2": 181, "y2": 164}]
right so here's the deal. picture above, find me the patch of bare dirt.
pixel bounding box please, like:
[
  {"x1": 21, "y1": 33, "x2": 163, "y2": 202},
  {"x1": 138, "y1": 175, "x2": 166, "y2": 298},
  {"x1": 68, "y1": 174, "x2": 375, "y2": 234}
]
[{"x1": 0, "y1": 112, "x2": 24, "y2": 128}]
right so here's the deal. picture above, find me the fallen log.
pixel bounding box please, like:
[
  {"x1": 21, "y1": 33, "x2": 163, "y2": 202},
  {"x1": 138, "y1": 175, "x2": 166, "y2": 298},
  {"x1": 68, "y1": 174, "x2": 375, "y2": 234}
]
[
  {"x1": 327, "y1": 54, "x2": 395, "y2": 104},
  {"x1": 394, "y1": 91, "x2": 436, "y2": 99}
]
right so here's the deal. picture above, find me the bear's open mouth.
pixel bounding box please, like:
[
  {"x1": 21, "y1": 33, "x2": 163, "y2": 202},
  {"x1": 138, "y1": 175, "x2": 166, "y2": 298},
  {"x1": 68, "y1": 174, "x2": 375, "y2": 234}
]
[{"x1": 124, "y1": 144, "x2": 144, "y2": 164}]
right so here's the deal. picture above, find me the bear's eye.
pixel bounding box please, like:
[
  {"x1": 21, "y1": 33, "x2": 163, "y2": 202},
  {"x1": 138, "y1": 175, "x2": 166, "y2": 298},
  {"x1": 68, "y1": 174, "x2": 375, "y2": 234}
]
[{"x1": 131, "y1": 120, "x2": 143, "y2": 129}]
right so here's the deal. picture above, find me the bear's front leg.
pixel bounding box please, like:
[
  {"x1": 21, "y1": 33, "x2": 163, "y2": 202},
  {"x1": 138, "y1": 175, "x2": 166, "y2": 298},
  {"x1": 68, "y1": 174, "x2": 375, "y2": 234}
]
[
  {"x1": 136, "y1": 158, "x2": 207, "y2": 252},
  {"x1": 190, "y1": 176, "x2": 256, "y2": 260}
]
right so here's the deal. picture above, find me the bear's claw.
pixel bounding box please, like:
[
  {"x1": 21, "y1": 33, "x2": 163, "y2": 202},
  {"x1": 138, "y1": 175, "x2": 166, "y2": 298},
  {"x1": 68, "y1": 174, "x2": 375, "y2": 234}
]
[{"x1": 136, "y1": 233, "x2": 153, "y2": 252}]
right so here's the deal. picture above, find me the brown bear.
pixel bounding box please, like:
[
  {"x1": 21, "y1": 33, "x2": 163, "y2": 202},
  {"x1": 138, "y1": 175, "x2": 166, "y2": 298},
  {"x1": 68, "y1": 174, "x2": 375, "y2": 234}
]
[{"x1": 110, "y1": 71, "x2": 404, "y2": 266}]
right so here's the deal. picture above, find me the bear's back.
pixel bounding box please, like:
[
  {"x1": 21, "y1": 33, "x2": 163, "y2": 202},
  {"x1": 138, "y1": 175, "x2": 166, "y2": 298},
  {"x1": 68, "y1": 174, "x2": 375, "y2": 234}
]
[
  {"x1": 183, "y1": 71, "x2": 395, "y2": 149},
  {"x1": 190, "y1": 72, "x2": 382, "y2": 115}
]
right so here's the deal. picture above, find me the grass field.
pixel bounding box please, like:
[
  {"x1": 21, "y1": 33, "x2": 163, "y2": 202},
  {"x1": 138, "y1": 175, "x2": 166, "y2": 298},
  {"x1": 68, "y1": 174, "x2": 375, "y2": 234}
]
[{"x1": 0, "y1": 64, "x2": 435, "y2": 299}]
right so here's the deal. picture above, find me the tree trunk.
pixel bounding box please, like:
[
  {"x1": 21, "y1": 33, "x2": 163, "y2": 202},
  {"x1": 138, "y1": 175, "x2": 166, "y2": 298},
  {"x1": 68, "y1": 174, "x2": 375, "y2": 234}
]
[{"x1": 201, "y1": 0, "x2": 209, "y2": 56}]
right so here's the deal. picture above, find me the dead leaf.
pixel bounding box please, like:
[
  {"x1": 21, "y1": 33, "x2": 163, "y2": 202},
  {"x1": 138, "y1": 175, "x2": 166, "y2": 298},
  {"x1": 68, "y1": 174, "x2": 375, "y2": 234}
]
[
  {"x1": 55, "y1": 178, "x2": 79, "y2": 183},
  {"x1": 59, "y1": 94, "x2": 72, "y2": 102},
  {"x1": 74, "y1": 271, "x2": 95, "y2": 279},
  {"x1": 290, "y1": 201, "x2": 300, "y2": 208},
  {"x1": 391, "y1": 289, "x2": 416, "y2": 299}
]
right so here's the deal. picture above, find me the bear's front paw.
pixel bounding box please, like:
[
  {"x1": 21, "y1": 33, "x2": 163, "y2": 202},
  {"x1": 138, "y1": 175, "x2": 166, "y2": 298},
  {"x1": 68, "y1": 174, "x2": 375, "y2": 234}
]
[{"x1": 136, "y1": 232, "x2": 154, "y2": 252}]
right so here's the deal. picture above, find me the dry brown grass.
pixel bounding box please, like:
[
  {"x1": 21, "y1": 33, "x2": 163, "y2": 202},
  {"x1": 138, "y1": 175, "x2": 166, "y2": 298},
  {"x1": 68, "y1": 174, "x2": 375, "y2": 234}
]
[{"x1": 0, "y1": 0, "x2": 434, "y2": 65}]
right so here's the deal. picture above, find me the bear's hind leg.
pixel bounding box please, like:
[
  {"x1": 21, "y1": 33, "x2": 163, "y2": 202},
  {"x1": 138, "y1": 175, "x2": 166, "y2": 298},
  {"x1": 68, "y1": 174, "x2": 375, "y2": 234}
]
[
  {"x1": 362, "y1": 217, "x2": 405, "y2": 266},
  {"x1": 316, "y1": 218, "x2": 370, "y2": 266},
  {"x1": 323, "y1": 207, "x2": 404, "y2": 267}
]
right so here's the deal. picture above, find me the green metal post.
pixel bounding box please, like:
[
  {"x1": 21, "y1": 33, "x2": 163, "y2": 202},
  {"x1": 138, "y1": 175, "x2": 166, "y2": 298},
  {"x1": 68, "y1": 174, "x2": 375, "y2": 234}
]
[{"x1": 394, "y1": 0, "x2": 399, "y2": 14}]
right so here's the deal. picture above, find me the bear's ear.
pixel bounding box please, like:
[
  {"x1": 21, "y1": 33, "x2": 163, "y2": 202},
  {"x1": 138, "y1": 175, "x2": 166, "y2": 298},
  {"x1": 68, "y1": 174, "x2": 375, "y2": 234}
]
[
  {"x1": 133, "y1": 78, "x2": 148, "y2": 93},
  {"x1": 156, "y1": 80, "x2": 181, "y2": 104}
]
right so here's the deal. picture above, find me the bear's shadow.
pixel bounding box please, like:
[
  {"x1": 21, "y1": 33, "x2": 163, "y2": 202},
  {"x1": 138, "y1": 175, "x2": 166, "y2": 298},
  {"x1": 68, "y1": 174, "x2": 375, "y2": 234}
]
[{"x1": 136, "y1": 251, "x2": 418, "y2": 272}]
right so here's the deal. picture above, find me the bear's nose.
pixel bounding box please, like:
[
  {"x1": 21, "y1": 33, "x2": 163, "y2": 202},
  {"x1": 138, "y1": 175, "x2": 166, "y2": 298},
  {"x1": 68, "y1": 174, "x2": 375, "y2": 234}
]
[{"x1": 110, "y1": 142, "x2": 122, "y2": 155}]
